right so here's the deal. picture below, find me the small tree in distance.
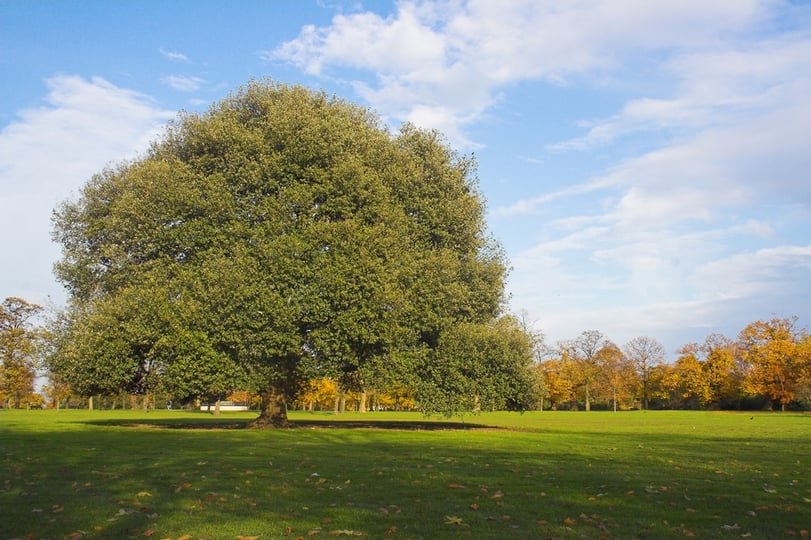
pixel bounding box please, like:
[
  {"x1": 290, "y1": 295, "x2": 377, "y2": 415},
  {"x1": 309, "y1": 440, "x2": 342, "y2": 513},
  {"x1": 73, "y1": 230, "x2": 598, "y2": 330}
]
[
  {"x1": 624, "y1": 335, "x2": 665, "y2": 410},
  {"x1": 0, "y1": 297, "x2": 43, "y2": 409}
]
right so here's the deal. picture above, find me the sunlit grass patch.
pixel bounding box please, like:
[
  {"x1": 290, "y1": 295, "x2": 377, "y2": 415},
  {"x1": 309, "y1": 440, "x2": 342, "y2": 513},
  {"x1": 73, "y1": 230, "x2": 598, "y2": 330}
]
[{"x1": 1, "y1": 409, "x2": 809, "y2": 539}]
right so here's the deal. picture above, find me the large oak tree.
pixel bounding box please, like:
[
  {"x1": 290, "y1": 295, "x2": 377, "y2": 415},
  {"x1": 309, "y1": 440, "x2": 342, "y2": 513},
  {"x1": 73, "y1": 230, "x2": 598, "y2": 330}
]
[{"x1": 50, "y1": 80, "x2": 510, "y2": 424}]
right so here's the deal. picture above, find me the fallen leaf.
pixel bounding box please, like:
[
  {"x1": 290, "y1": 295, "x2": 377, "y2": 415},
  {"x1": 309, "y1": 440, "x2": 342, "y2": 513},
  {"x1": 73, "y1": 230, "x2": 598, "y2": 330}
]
[
  {"x1": 137, "y1": 491, "x2": 152, "y2": 498},
  {"x1": 142, "y1": 530, "x2": 155, "y2": 538},
  {"x1": 490, "y1": 490, "x2": 504, "y2": 499},
  {"x1": 448, "y1": 483, "x2": 467, "y2": 489},
  {"x1": 470, "y1": 503, "x2": 479, "y2": 510},
  {"x1": 722, "y1": 524, "x2": 741, "y2": 531},
  {"x1": 237, "y1": 536, "x2": 260, "y2": 540},
  {"x1": 177, "y1": 536, "x2": 192, "y2": 540},
  {"x1": 329, "y1": 530, "x2": 366, "y2": 536},
  {"x1": 563, "y1": 517, "x2": 576, "y2": 526},
  {"x1": 385, "y1": 526, "x2": 397, "y2": 534},
  {"x1": 308, "y1": 529, "x2": 322, "y2": 536},
  {"x1": 445, "y1": 516, "x2": 464, "y2": 525}
]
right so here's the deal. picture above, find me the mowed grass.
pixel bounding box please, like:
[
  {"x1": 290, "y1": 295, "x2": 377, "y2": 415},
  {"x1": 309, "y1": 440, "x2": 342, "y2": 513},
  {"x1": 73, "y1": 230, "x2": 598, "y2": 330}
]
[{"x1": 1, "y1": 410, "x2": 809, "y2": 539}]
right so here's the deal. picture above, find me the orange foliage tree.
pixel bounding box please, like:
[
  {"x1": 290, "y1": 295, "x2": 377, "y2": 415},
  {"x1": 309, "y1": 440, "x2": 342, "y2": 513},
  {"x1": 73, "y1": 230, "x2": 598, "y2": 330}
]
[{"x1": 738, "y1": 317, "x2": 810, "y2": 411}]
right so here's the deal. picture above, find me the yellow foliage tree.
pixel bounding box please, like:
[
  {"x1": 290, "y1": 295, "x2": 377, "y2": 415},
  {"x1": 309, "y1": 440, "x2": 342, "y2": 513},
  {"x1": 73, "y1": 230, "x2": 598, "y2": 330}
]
[{"x1": 738, "y1": 317, "x2": 808, "y2": 411}]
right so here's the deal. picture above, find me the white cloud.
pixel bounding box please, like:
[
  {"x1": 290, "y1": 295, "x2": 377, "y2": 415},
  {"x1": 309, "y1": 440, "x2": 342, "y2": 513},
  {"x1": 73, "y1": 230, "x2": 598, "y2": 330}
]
[
  {"x1": 0, "y1": 75, "x2": 172, "y2": 304},
  {"x1": 272, "y1": 0, "x2": 772, "y2": 145},
  {"x1": 550, "y1": 32, "x2": 811, "y2": 151},
  {"x1": 693, "y1": 244, "x2": 811, "y2": 302},
  {"x1": 161, "y1": 75, "x2": 206, "y2": 92},
  {"x1": 159, "y1": 48, "x2": 190, "y2": 62}
]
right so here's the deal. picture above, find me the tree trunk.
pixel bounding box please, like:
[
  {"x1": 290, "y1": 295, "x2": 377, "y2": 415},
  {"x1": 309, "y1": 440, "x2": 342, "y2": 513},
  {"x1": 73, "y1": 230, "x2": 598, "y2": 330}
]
[
  {"x1": 585, "y1": 383, "x2": 591, "y2": 412},
  {"x1": 643, "y1": 378, "x2": 649, "y2": 410},
  {"x1": 359, "y1": 390, "x2": 367, "y2": 413},
  {"x1": 339, "y1": 390, "x2": 346, "y2": 413},
  {"x1": 214, "y1": 400, "x2": 221, "y2": 416},
  {"x1": 250, "y1": 386, "x2": 290, "y2": 428},
  {"x1": 88, "y1": 396, "x2": 94, "y2": 411}
]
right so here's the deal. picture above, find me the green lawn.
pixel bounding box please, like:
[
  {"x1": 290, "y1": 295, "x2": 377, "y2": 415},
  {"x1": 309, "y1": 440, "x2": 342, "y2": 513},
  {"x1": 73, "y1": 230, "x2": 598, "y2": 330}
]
[{"x1": 1, "y1": 409, "x2": 809, "y2": 539}]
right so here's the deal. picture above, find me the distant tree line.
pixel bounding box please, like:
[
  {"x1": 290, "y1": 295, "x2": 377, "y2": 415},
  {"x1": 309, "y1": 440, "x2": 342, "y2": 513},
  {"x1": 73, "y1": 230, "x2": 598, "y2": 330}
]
[
  {"x1": 535, "y1": 317, "x2": 811, "y2": 412},
  {"x1": 2, "y1": 293, "x2": 807, "y2": 413}
]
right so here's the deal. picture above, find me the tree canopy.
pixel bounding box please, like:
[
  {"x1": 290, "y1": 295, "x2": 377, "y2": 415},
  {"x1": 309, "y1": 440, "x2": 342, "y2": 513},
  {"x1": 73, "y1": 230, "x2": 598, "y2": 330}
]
[
  {"x1": 0, "y1": 297, "x2": 43, "y2": 408},
  {"x1": 50, "y1": 80, "x2": 513, "y2": 424}
]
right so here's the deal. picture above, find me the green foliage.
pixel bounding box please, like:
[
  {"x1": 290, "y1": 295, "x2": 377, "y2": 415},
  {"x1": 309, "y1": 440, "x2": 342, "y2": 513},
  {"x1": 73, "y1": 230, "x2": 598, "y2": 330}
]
[
  {"x1": 50, "y1": 80, "x2": 512, "y2": 420},
  {"x1": 416, "y1": 316, "x2": 539, "y2": 416}
]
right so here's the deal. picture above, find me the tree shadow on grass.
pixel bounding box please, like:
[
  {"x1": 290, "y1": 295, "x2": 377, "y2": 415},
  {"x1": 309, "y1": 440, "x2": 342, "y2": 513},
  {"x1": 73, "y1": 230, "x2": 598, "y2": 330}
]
[{"x1": 81, "y1": 417, "x2": 495, "y2": 431}]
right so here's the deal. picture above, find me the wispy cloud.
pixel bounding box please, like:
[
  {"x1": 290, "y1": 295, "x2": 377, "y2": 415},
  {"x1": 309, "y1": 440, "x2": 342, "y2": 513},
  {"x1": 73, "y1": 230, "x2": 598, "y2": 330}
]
[
  {"x1": 549, "y1": 33, "x2": 811, "y2": 152},
  {"x1": 271, "y1": 0, "x2": 771, "y2": 146},
  {"x1": 161, "y1": 75, "x2": 206, "y2": 92},
  {"x1": 159, "y1": 47, "x2": 190, "y2": 62}
]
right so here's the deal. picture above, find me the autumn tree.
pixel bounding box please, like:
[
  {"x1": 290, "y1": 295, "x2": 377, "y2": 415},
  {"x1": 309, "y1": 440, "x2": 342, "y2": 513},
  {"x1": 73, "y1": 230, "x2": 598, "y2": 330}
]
[
  {"x1": 50, "y1": 80, "x2": 509, "y2": 425},
  {"x1": 623, "y1": 335, "x2": 665, "y2": 410},
  {"x1": 668, "y1": 344, "x2": 710, "y2": 408},
  {"x1": 738, "y1": 317, "x2": 809, "y2": 411},
  {"x1": 700, "y1": 334, "x2": 740, "y2": 406},
  {"x1": 537, "y1": 357, "x2": 575, "y2": 410},
  {"x1": 561, "y1": 330, "x2": 606, "y2": 411},
  {"x1": 0, "y1": 297, "x2": 43, "y2": 409},
  {"x1": 595, "y1": 341, "x2": 635, "y2": 411}
]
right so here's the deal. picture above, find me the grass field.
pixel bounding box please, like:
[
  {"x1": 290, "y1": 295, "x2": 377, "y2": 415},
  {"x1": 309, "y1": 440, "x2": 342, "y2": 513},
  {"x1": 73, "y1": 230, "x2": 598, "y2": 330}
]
[{"x1": 1, "y1": 409, "x2": 809, "y2": 539}]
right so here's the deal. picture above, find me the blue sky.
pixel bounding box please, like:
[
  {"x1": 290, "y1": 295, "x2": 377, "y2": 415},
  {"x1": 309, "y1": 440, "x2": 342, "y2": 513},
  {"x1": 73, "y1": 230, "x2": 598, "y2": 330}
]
[{"x1": 2, "y1": 0, "x2": 810, "y2": 358}]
